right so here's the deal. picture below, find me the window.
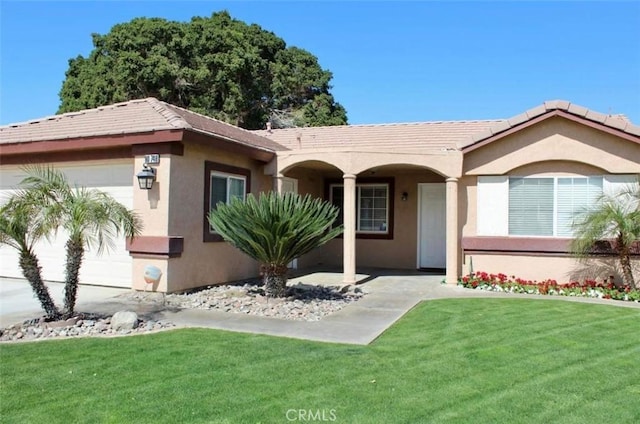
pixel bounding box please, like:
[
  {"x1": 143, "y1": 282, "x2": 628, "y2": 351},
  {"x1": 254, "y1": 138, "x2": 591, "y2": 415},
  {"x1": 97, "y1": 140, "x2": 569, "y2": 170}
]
[
  {"x1": 204, "y1": 161, "x2": 250, "y2": 242},
  {"x1": 508, "y1": 176, "x2": 603, "y2": 237},
  {"x1": 210, "y1": 173, "x2": 246, "y2": 213},
  {"x1": 328, "y1": 178, "x2": 394, "y2": 239}
]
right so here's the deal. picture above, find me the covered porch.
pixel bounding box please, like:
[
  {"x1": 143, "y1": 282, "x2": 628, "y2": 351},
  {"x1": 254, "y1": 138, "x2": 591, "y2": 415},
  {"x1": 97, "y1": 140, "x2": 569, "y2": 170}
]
[{"x1": 268, "y1": 149, "x2": 463, "y2": 284}]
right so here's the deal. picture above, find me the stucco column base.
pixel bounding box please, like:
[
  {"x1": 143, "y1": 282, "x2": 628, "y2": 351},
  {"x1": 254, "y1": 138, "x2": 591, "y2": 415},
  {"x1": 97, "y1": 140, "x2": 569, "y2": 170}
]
[
  {"x1": 343, "y1": 174, "x2": 357, "y2": 284},
  {"x1": 445, "y1": 177, "x2": 459, "y2": 285}
]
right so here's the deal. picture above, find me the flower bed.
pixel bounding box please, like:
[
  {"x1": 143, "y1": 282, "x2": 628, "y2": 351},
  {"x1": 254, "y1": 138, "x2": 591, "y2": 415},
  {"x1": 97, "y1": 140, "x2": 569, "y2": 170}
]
[{"x1": 458, "y1": 271, "x2": 640, "y2": 302}]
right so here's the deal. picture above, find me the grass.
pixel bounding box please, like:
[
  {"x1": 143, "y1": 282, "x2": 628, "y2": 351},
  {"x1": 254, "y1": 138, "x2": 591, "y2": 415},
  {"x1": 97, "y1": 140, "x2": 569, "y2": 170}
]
[{"x1": 1, "y1": 298, "x2": 639, "y2": 424}]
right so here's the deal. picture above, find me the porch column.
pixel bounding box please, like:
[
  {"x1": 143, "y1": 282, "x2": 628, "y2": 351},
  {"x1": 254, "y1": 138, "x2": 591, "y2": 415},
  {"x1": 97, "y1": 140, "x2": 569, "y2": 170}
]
[
  {"x1": 273, "y1": 173, "x2": 285, "y2": 193},
  {"x1": 445, "y1": 177, "x2": 459, "y2": 284},
  {"x1": 343, "y1": 174, "x2": 357, "y2": 284}
]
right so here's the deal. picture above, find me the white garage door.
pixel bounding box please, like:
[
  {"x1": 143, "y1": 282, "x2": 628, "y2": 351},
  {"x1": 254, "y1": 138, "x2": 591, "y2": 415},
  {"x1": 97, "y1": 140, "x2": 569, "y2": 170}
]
[{"x1": 0, "y1": 162, "x2": 134, "y2": 288}]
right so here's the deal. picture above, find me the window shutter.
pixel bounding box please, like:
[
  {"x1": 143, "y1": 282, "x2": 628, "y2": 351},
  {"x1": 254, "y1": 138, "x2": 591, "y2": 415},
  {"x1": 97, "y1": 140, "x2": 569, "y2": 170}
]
[{"x1": 477, "y1": 176, "x2": 508, "y2": 236}]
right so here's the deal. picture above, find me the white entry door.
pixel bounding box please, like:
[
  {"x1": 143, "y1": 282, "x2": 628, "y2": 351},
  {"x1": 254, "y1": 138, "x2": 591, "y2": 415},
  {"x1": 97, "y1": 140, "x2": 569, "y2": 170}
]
[
  {"x1": 281, "y1": 177, "x2": 299, "y2": 269},
  {"x1": 418, "y1": 183, "x2": 446, "y2": 269}
]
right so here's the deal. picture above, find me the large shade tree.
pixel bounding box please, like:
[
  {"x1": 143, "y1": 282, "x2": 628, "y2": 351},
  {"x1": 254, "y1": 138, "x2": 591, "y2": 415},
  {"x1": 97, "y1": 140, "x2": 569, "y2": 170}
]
[
  {"x1": 572, "y1": 182, "x2": 640, "y2": 288},
  {"x1": 58, "y1": 11, "x2": 347, "y2": 130},
  {"x1": 208, "y1": 192, "x2": 343, "y2": 297},
  {"x1": 19, "y1": 167, "x2": 142, "y2": 317}
]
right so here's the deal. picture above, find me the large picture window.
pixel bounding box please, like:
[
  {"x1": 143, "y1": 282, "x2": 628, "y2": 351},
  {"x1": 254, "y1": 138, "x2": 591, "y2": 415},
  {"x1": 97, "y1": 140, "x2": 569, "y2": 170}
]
[
  {"x1": 508, "y1": 176, "x2": 603, "y2": 237},
  {"x1": 204, "y1": 161, "x2": 250, "y2": 242},
  {"x1": 327, "y1": 178, "x2": 394, "y2": 239}
]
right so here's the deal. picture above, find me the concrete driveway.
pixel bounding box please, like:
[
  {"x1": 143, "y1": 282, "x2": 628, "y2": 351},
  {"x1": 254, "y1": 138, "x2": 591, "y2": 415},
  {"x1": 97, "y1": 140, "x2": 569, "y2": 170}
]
[{"x1": 0, "y1": 277, "x2": 130, "y2": 327}]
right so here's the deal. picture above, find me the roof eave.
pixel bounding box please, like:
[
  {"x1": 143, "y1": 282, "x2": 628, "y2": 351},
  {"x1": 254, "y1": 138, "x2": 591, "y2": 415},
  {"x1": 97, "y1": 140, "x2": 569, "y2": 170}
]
[
  {"x1": 461, "y1": 109, "x2": 640, "y2": 154},
  {"x1": 183, "y1": 129, "x2": 276, "y2": 162},
  {"x1": 0, "y1": 128, "x2": 185, "y2": 156}
]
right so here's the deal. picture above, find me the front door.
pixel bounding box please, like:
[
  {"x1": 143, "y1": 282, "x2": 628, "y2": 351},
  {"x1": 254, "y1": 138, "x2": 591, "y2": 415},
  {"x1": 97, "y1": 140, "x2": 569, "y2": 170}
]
[{"x1": 418, "y1": 183, "x2": 446, "y2": 269}]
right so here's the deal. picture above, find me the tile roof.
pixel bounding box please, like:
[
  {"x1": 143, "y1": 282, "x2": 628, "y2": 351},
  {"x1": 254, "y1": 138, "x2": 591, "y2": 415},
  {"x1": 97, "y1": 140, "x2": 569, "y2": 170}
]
[
  {"x1": 458, "y1": 100, "x2": 640, "y2": 149},
  {"x1": 255, "y1": 100, "x2": 639, "y2": 152},
  {"x1": 254, "y1": 120, "x2": 504, "y2": 152},
  {"x1": 160, "y1": 102, "x2": 287, "y2": 151},
  {"x1": 0, "y1": 98, "x2": 285, "y2": 152},
  {"x1": 2, "y1": 99, "x2": 636, "y2": 156}
]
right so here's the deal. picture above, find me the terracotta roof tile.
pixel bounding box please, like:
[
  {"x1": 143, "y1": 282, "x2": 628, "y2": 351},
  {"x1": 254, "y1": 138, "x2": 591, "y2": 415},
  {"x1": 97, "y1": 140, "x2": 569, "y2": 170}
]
[
  {"x1": 3, "y1": 99, "x2": 636, "y2": 156},
  {"x1": 626, "y1": 124, "x2": 640, "y2": 137},
  {"x1": 567, "y1": 103, "x2": 589, "y2": 117},
  {"x1": 0, "y1": 98, "x2": 285, "y2": 152},
  {"x1": 507, "y1": 112, "x2": 529, "y2": 127},
  {"x1": 525, "y1": 104, "x2": 547, "y2": 119},
  {"x1": 585, "y1": 109, "x2": 608, "y2": 124},
  {"x1": 254, "y1": 120, "x2": 503, "y2": 152},
  {"x1": 458, "y1": 100, "x2": 640, "y2": 149},
  {"x1": 603, "y1": 115, "x2": 628, "y2": 131},
  {"x1": 160, "y1": 103, "x2": 286, "y2": 151},
  {"x1": 256, "y1": 100, "x2": 639, "y2": 152}
]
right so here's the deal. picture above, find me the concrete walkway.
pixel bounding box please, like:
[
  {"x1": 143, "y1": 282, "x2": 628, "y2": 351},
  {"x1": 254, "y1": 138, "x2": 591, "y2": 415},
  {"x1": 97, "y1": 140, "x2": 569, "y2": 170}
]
[{"x1": 2, "y1": 271, "x2": 638, "y2": 345}]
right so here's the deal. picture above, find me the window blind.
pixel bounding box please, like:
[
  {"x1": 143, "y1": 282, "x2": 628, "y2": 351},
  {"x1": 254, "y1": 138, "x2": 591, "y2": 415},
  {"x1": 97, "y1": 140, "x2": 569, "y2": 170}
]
[{"x1": 508, "y1": 178, "x2": 554, "y2": 236}]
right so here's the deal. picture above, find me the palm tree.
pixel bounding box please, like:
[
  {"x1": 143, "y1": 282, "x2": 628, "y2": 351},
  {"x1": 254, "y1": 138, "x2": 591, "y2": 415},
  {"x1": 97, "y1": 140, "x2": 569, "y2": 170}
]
[
  {"x1": 20, "y1": 166, "x2": 142, "y2": 317},
  {"x1": 208, "y1": 192, "x2": 343, "y2": 297},
  {"x1": 572, "y1": 182, "x2": 640, "y2": 288},
  {"x1": 0, "y1": 198, "x2": 61, "y2": 320}
]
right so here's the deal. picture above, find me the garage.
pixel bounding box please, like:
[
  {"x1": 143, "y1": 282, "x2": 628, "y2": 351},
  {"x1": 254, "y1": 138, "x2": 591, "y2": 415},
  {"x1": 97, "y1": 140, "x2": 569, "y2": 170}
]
[{"x1": 0, "y1": 161, "x2": 134, "y2": 288}]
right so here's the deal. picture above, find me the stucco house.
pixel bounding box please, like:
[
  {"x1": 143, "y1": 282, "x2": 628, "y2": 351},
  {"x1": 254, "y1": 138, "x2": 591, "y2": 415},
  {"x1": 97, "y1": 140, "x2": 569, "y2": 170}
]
[{"x1": 1, "y1": 98, "x2": 638, "y2": 292}]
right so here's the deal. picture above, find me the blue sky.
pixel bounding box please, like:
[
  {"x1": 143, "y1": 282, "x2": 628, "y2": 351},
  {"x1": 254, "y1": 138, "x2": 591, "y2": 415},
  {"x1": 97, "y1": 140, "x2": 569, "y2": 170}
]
[{"x1": 1, "y1": 1, "x2": 639, "y2": 125}]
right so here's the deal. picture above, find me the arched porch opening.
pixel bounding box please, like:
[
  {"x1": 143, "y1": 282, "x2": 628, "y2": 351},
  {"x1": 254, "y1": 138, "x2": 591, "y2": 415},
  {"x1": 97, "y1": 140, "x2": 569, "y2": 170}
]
[{"x1": 272, "y1": 157, "x2": 462, "y2": 285}]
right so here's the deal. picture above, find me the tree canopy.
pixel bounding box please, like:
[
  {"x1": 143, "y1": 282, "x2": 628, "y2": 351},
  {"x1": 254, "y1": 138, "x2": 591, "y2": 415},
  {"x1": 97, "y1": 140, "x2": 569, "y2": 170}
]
[{"x1": 58, "y1": 11, "x2": 347, "y2": 129}]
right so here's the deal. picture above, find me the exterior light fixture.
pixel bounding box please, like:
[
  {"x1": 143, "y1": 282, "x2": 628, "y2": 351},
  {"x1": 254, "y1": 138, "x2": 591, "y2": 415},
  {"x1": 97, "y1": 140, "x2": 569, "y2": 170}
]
[
  {"x1": 401, "y1": 192, "x2": 408, "y2": 201},
  {"x1": 137, "y1": 154, "x2": 160, "y2": 190},
  {"x1": 136, "y1": 164, "x2": 156, "y2": 190}
]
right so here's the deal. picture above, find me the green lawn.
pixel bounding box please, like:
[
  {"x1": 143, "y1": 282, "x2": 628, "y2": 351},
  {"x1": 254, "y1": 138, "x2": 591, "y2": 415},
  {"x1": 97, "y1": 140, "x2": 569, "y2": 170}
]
[{"x1": 1, "y1": 298, "x2": 639, "y2": 424}]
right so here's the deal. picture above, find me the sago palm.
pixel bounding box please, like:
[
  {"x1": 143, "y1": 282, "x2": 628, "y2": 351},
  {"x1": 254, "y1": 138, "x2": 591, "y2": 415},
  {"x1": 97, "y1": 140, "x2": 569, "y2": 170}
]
[
  {"x1": 20, "y1": 166, "x2": 142, "y2": 317},
  {"x1": 208, "y1": 192, "x2": 343, "y2": 297},
  {"x1": 0, "y1": 198, "x2": 61, "y2": 319},
  {"x1": 572, "y1": 182, "x2": 640, "y2": 288}
]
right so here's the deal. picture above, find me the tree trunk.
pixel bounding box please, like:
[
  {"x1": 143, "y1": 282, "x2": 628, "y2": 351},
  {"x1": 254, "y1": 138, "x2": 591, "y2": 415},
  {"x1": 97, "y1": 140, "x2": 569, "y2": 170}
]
[
  {"x1": 19, "y1": 251, "x2": 61, "y2": 320},
  {"x1": 619, "y1": 251, "x2": 637, "y2": 288},
  {"x1": 63, "y1": 237, "x2": 84, "y2": 318},
  {"x1": 615, "y1": 235, "x2": 637, "y2": 288},
  {"x1": 262, "y1": 264, "x2": 288, "y2": 297}
]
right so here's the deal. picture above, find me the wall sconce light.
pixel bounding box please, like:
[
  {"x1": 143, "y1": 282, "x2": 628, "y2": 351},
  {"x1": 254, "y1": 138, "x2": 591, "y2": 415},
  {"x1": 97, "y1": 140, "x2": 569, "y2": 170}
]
[
  {"x1": 136, "y1": 154, "x2": 160, "y2": 190},
  {"x1": 401, "y1": 192, "x2": 408, "y2": 201},
  {"x1": 136, "y1": 164, "x2": 156, "y2": 190}
]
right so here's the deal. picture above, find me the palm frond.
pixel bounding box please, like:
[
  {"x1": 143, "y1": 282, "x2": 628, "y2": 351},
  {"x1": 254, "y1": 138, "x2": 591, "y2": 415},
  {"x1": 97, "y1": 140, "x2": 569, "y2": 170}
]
[{"x1": 208, "y1": 192, "x2": 342, "y2": 267}]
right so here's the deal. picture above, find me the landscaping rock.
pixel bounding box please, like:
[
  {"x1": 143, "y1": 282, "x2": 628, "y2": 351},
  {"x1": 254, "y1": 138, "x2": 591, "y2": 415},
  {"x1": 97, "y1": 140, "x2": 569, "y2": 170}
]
[
  {"x1": 0, "y1": 311, "x2": 175, "y2": 343},
  {"x1": 152, "y1": 279, "x2": 368, "y2": 322},
  {"x1": 47, "y1": 317, "x2": 78, "y2": 329},
  {"x1": 111, "y1": 311, "x2": 139, "y2": 331}
]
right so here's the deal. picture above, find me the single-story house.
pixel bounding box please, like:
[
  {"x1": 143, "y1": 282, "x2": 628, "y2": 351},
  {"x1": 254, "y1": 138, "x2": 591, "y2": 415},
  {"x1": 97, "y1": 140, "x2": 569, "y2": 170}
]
[{"x1": 0, "y1": 98, "x2": 638, "y2": 291}]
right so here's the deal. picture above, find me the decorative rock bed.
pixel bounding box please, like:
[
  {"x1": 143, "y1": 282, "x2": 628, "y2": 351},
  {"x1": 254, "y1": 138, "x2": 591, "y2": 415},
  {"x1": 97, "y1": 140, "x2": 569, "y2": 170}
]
[
  {"x1": 0, "y1": 281, "x2": 367, "y2": 342},
  {"x1": 0, "y1": 312, "x2": 175, "y2": 343},
  {"x1": 124, "y1": 280, "x2": 367, "y2": 322}
]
